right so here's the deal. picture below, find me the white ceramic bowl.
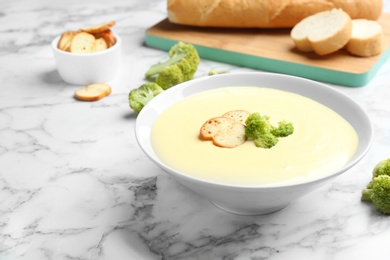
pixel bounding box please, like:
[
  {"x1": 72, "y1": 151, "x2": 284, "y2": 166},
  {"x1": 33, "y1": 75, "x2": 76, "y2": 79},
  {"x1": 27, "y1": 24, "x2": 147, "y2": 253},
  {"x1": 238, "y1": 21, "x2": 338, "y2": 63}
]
[
  {"x1": 135, "y1": 72, "x2": 373, "y2": 215},
  {"x1": 51, "y1": 33, "x2": 121, "y2": 85}
]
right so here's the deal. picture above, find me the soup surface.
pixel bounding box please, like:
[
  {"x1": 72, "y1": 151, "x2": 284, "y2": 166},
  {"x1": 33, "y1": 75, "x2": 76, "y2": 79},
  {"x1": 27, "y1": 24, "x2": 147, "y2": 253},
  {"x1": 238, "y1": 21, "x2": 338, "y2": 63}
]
[{"x1": 151, "y1": 87, "x2": 358, "y2": 186}]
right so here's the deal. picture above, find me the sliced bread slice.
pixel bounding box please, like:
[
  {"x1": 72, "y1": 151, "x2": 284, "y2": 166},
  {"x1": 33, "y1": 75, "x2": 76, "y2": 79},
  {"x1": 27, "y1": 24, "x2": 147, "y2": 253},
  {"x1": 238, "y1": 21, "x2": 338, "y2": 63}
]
[
  {"x1": 291, "y1": 9, "x2": 352, "y2": 55},
  {"x1": 346, "y1": 19, "x2": 384, "y2": 57}
]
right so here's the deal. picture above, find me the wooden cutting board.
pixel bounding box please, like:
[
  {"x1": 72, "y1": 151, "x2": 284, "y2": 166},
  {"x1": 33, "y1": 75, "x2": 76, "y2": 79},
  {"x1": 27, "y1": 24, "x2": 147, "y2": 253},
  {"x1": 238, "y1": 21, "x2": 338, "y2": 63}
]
[{"x1": 145, "y1": 14, "x2": 390, "y2": 87}]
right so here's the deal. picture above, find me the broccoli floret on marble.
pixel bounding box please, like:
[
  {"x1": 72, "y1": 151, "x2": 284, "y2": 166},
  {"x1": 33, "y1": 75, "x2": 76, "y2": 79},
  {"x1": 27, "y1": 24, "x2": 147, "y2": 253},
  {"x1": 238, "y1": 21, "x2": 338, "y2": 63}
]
[
  {"x1": 145, "y1": 41, "x2": 200, "y2": 90},
  {"x1": 129, "y1": 82, "x2": 164, "y2": 114},
  {"x1": 365, "y1": 158, "x2": 390, "y2": 189},
  {"x1": 362, "y1": 175, "x2": 390, "y2": 215},
  {"x1": 372, "y1": 158, "x2": 390, "y2": 179},
  {"x1": 361, "y1": 158, "x2": 390, "y2": 215}
]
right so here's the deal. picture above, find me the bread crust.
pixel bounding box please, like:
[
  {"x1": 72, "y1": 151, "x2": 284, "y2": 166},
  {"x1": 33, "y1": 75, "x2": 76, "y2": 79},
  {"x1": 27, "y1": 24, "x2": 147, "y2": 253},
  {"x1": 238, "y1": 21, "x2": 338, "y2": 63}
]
[
  {"x1": 328, "y1": 0, "x2": 383, "y2": 21},
  {"x1": 167, "y1": 0, "x2": 383, "y2": 28}
]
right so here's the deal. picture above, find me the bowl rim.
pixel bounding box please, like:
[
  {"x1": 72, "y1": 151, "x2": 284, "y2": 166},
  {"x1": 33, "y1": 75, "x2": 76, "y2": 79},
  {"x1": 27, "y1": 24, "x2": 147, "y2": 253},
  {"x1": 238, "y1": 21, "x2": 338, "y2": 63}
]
[
  {"x1": 135, "y1": 72, "x2": 374, "y2": 190},
  {"x1": 51, "y1": 31, "x2": 121, "y2": 57}
]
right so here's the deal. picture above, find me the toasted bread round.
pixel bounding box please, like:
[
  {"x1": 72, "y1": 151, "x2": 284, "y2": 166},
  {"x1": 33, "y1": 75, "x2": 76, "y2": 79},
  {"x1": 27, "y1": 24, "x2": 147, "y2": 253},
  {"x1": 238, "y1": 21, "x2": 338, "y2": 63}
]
[
  {"x1": 94, "y1": 30, "x2": 116, "y2": 47},
  {"x1": 92, "y1": 38, "x2": 108, "y2": 52},
  {"x1": 213, "y1": 122, "x2": 247, "y2": 148},
  {"x1": 81, "y1": 20, "x2": 116, "y2": 34},
  {"x1": 70, "y1": 32, "x2": 96, "y2": 53},
  {"x1": 346, "y1": 19, "x2": 384, "y2": 57},
  {"x1": 222, "y1": 110, "x2": 250, "y2": 125},
  {"x1": 57, "y1": 31, "x2": 76, "y2": 52},
  {"x1": 200, "y1": 116, "x2": 246, "y2": 148},
  {"x1": 74, "y1": 83, "x2": 111, "y2": 101},
  {"x1": 291, "y1": 9, "x2": 352, "y2": 55},
  {"x1": 200, "y1": 116, "x2": 229, "y2": 140}
]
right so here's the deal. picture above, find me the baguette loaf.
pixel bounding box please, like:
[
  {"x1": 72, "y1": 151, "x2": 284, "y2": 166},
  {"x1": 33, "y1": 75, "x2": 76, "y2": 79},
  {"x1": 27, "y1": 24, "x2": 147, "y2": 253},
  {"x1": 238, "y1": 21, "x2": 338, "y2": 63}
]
[{"x1": 167, "y1": 0, "x2": 383, "y2": 28}]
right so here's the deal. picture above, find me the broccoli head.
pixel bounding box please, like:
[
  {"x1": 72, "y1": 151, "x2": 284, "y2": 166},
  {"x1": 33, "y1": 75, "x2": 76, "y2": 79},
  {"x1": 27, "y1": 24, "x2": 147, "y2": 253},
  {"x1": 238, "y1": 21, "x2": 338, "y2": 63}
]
[
  {"x1": 245, "y1": 113, "x2": 273, "y2": 139},
  {"x1": 155, "y1": 65, "x2": 184, "y2": 89},
  {"x1": 129, "y1": 82, "x2": 164, "y2": 114},
  {"x1": 245, "y1": 112, "x2": 294, "y2": 149},
  {"x1": 372, "y1": 158, "x2": 390, "y2": 178},
  {"x1": 362, "y1": 175, "x2": 390, "y2": 215},
  {"x1": 366, "y1": 158, "x2": 390, "y2": 189},
  {"x1": 145, "y1": 41, "x2": 200, "y2": 90},
  {"x1": 271, "y1": 120, "x2": 295, "y2": 137},
  {"x1": 254, "y1": 132, "x2": 279, "y2": 149}
]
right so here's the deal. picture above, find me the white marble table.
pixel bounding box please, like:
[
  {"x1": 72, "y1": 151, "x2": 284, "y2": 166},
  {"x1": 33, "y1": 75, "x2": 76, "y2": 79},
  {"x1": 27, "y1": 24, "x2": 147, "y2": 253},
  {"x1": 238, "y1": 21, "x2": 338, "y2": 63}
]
[{"x1": 1, "y1": 1, "x2": 390, "y2": 259}]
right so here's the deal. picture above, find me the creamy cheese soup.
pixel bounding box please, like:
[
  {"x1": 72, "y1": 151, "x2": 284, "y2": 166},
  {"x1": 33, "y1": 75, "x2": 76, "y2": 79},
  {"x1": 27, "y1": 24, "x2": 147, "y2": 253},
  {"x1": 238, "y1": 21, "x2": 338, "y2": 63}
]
[{"x1": 151, "y1": 87, "x2": 358, "y2": 186}]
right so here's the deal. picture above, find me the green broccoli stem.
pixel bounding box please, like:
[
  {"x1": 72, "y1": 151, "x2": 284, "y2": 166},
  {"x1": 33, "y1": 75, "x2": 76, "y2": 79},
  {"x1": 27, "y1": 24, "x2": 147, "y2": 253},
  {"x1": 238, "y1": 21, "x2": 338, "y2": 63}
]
[
  {"x1": 361, "y1": 189, "x2": 373, "y2": 202},
  {"x1": 145, "y1": 52, "x2": 186, "y2": 78}
]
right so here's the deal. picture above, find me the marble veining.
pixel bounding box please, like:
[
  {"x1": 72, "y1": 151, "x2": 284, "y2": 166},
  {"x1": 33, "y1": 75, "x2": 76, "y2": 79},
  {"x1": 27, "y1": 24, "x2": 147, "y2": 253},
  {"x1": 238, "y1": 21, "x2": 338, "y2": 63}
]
[{"x1": 1, "y1": 0, "x2": 390, "y2": 259}]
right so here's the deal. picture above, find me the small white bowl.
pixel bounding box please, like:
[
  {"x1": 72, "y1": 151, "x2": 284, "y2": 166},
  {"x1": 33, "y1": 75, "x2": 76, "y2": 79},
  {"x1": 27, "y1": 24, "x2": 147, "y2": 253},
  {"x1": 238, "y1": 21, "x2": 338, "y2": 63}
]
[
  {"x1": 135, "y1": 72, "x2": 373, "y2": 215},
  {"x1": 51, "y1": 33, "x2": 121, "y2": 85}
]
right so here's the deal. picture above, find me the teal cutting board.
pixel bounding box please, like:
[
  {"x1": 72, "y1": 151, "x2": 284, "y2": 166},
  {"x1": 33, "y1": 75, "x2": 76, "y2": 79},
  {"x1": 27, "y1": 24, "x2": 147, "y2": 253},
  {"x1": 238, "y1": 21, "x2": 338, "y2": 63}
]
[{"x1": 145, "y1": 13, "x2": 390, "y2": 87}]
